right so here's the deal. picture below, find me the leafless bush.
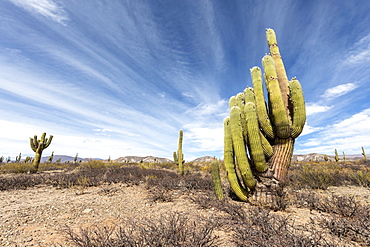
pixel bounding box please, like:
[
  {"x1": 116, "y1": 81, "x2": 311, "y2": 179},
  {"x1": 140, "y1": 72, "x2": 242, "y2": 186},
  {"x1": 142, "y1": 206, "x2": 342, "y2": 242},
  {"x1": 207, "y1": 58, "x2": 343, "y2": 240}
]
[
  {"x1": 63, "y1": 212, "x2": 221, "y2": 247},
  {"x1": 294, "y1": 191, "x2": 360, "y2": 217},
  {"x1": 231, "y1": 207, "x2": 334, "y2": 247},
  {"x1": 319, "y1": 204, "x2": 370, "y2": 246}
]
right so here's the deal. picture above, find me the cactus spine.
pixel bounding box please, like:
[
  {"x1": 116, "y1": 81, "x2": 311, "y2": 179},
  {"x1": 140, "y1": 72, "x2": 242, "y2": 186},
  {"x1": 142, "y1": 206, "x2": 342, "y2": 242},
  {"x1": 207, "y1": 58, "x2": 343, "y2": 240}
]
[
  {"x1": 30, "y1": 133, "x2": 53, "y2": 173},
  {"x1": 211, "y1": 159, "x2": 224, "y2": 200},
  {"x1": 224, "y1": 29, "x2": 306, "y2": 207},
  {"x1": 174, "y1": 129, "x2": 185, "y2": 175},
  {"x1": 362, "y1": 147, "x2": 367, "y2": 161}
]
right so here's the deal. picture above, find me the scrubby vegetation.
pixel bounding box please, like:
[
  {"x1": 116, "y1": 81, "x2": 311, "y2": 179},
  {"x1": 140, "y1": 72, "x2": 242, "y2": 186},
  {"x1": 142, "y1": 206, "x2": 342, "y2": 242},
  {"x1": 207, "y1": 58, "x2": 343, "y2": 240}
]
[{"x1": 0, "y1": 158, "x2": 369, "y2": 246}]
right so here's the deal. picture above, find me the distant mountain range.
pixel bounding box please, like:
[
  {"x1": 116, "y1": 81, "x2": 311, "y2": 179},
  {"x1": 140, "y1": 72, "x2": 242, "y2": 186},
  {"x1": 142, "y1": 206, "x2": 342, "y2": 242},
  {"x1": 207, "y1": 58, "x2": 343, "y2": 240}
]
[{"x1": 28, "y1": 153, "x2": 364, "y2": 163}]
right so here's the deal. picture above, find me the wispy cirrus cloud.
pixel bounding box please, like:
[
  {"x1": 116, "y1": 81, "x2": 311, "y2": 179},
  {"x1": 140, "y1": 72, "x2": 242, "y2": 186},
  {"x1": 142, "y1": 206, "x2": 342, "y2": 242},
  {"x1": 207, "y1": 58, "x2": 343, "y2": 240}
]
[
  {"x1": 343, "y1": 33, "x2": 370, "y2": 65},
  {"x1": 9, "y1": 0, "x2": 68, "y2": 25},
  {"x1": 322, "y1": 83, "x2": 358, "y2": 99}
]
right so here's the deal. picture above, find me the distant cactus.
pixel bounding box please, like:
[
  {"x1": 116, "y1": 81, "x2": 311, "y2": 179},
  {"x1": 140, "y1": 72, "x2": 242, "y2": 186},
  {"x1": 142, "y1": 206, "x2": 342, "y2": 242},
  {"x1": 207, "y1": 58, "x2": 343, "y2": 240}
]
[
  {"x1": 174, "y1": 129, "x2": 185, "y2": 175},
  {"x1": 24, "y1": 156, "x2": 32, "y2": 163},
  {"x1": 223, "y1": 28, "x2": 306, "y2": 208},
  {"x1": 48, "y1": 151, "x2": 54, "y2": 163},
  {"x1": 6, "y1": 156, "x2": 11, "y2": 163},
  {"x1": 15, "y1": 153, "x2": 22, "y2": 162},
  {"x1": 74, "y1": 153, "x2": 78, "y2": 163},
  {"x1": 0, "y1": 156, "x2": 3, "y2": 163},
  {"x1": 30, "y1": 133, "x2": 53, "y2": 173},
  {"x1": 334, "y1": 149, "x2": 339, "y2": 162},
  {"x1": 324, "y1": 154, "x2": 329, "y2": 162},
  {"x1": 56, "y1": 158, "x2": 62, "y2": 163},
  {"x1": 343, "y1": 151, "x2": 346, "y2": 162},
  {"x1": 211, "y1": 159, "x2": 224, "y2": 200},
  {"x1": 362, "y1": 147, "x2": 367, "y2": 161}
]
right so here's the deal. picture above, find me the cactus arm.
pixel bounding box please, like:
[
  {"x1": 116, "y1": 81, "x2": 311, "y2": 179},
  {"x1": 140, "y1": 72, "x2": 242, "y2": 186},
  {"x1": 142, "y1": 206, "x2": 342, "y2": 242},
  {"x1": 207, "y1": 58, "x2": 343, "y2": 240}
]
[
  {"x1": 244, "y1": 102, "x2": 268, "y2": 172},
  {"x1": 243, "y1": 87, "x2": 255, "y2": 104},
  {"x1": 44, "y1": 135, "x2": 53, "y2": 149},
  {"x1": 250, "y1": 66, "x2": 275, "y2": 139},
  {"x1": 223, "y1": 117, "x2": 248, "y2": 201},
  {"x1": 262, "y1": 55, "x2": 290, "y2": 138},
  {"x1": 230, "y1": 106, "x2": 256, "y2": 189},
  {"x1": 289, "y1": 78, "x2": 306, "y2": 138},
  {"x1": 211, "y1": 160, "x2": 224, "y2": 200},
  {"x1": 235, "y1": 92, "x2": 247, "y2": 140},
  {"x1": 259, "y1": 132, "x2": 274, "y2": 158},
  {"x1": 243, "y1": 87, "x2": 274, "y2": 159},
  {"x1": 30, "y1": 137, "x2": 37, "y2": 152},
  {"x1": 266, "y1": 28, "x2": 290, "y2": 118},
  {"x1": 229, "y1": 95, "x2": 237, "y2": 108}
]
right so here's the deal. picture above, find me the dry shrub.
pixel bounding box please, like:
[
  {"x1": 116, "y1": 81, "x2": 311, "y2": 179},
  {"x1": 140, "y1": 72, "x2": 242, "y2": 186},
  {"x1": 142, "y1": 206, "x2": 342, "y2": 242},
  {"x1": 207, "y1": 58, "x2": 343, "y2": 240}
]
[
  {"x1": 231, "y1": 207, "x2": 333, "y2": 247},
  {"x1": 0, "y1": 162, "x2": 34, "y2": 173},
  {"x1": 289, "y1": 163, "x2": 342, "y2": 189},
  {"x1": 62, "y1": 212, "x2": 221, "y2": 247}
]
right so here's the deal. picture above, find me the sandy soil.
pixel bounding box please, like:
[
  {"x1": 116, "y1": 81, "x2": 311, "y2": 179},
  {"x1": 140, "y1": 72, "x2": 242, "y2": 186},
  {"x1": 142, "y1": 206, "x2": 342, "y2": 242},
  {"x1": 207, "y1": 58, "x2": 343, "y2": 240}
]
[{"x1": 0, "y1": 180, "x2": 369, "y2": 246}]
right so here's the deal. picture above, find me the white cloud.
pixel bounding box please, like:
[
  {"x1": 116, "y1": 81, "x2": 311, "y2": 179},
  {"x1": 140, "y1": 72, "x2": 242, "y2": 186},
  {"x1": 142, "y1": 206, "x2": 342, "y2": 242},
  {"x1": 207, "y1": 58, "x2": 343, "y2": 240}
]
[
  {"x1": 300, "y1": 124, "x2": 324, "y2": 136},
  {"x1": 186, "y1": 100, "x2": 228, "y2": 117},
  {"x1": 322, "y1": 83, "x2": 358, "y2": 99},
  {"x1": 9, "y1": 0, "x2": 68, "y2": 25},
  {"x1": 306, "y1": 103, "x2": 332, "y2": 116},
  {"x1": 183, "y1": 124, "x2": 224, "y2": 153},
  {"x1": 296, "y1": 108, "x2": 370, "y2": 154}
]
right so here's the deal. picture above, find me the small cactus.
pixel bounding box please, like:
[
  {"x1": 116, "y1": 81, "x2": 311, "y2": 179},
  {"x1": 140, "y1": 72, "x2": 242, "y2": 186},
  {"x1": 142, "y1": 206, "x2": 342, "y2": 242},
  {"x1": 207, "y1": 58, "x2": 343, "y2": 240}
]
[
  {"x1": 343, "y1": 151, "x2": 346, "y2": 163},
  {"x1": 211, "y1": 159, "x2": 224, "y2": 200},
  {"x1": 48, "y1": 151, "x2": 54, "y2": 163},
  {"x1": 174, "y1": 129, "x2": 185, "y2": 175},
  {"x1": 30, "y1": 133, "x2": 53, "y2": 173},
  {"x1": 334, "y1": 149, "x2": 339, "y2": 162},
  {"x1": 74, "y1": 153, "x2": 78, "y2": 163},
  {"x1": 361, "y1": 147, "x2": 367, "y2": 161},
  {"x1": 15, "y1": 153, "x2": 22, "y2": 162},
  {"x1": 324, "y1": 154, "x2": 329, "y2": 162}
]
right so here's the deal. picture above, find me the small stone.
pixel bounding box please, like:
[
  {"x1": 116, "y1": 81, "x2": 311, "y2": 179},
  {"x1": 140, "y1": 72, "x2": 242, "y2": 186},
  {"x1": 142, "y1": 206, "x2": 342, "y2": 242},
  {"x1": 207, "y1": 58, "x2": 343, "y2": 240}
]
[{"x1": 82, "y1": 208, "x2": 93, "y2": 213}]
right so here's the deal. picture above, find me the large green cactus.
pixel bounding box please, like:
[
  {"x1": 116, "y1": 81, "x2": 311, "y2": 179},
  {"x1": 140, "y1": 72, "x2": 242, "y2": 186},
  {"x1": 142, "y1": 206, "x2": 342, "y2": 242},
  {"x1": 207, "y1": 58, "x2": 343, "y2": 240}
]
[
  {"x1": 174, "y1": 129, "x2": 185, "y2": 175},
  {"x1": 30, "y1": 133, "x2": 53, "y2": 173},
  {"x1": 224, "y1": 29, "x2": 306, "y2": 207}
]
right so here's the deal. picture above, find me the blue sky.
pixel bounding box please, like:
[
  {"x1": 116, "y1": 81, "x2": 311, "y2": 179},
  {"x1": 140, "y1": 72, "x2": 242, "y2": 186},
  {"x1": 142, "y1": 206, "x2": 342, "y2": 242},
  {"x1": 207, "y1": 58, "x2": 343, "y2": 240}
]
[{"x1": 1, "y1": 0, "x2": 370, "y2": 161}]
